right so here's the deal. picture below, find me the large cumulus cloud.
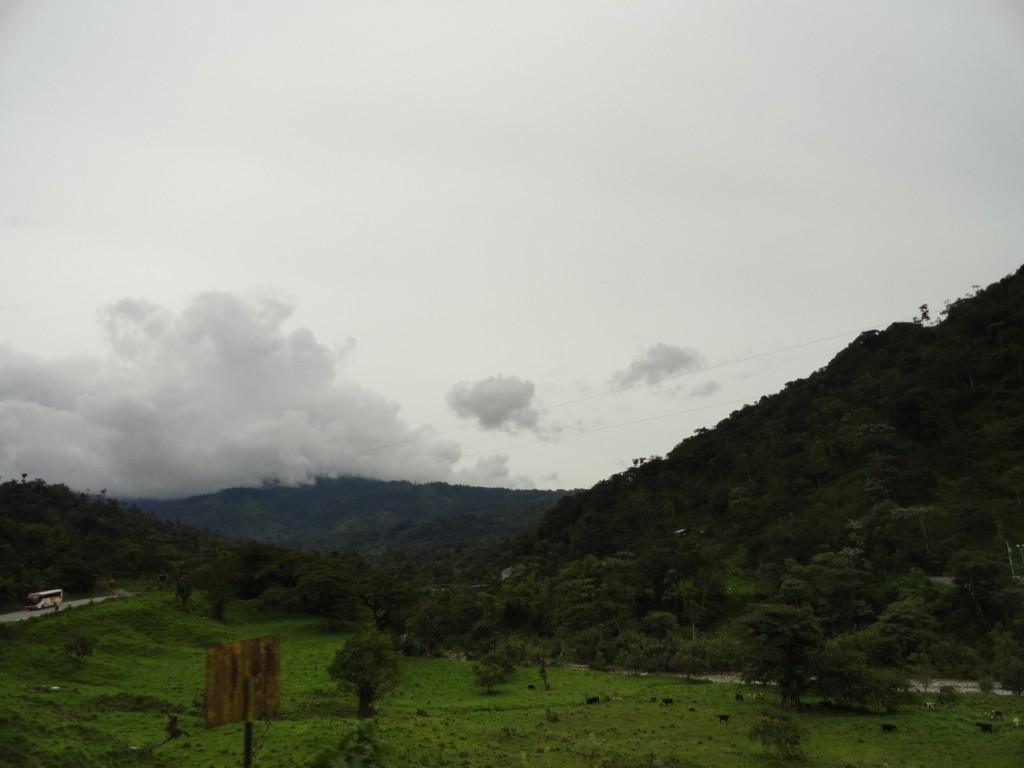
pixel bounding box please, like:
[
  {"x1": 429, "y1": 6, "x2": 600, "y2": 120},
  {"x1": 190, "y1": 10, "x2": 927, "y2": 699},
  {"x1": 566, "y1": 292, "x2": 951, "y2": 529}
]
[{"x1": 0, "y1": 292, "x2": 463, "y2": 497}]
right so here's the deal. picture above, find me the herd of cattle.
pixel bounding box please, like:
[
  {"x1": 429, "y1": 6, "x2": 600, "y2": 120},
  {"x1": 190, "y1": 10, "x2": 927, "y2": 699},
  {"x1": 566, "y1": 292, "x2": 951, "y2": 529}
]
[
  {"x1": 572, "y1": 689, "x2": 1019, "y2": 734},
  {"x1": 880, "y1": 710, "x2": 1019, "y2": 734},
  {"x1": 881, "y1": 707, "x2": 1021, "y2": 734},
  {"x1": 576, "y1": 689, "x2": 779, "y2": 727}
]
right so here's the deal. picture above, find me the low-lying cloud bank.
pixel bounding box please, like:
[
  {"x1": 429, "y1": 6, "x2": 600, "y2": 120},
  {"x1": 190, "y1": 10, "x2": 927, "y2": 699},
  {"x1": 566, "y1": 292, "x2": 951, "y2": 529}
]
[{"x1": 0, "y1": 292, "x2": 526, "y2": 498}]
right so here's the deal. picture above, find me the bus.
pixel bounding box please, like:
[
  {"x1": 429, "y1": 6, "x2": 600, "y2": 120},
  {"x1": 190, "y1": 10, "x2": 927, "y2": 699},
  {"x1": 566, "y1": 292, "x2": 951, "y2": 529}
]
[{"x1": 25, "y1": 589, "x2": 63, "y2": 611}]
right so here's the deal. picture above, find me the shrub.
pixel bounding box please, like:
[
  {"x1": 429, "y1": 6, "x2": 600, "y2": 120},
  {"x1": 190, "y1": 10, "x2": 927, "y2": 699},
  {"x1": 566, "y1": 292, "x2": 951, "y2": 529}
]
[
  {"x1": 937, "y1": 684, "x2": 959, "y2": 705},
  {"x1": 64, "y1": 635, "x2": 97, "y2": 665},
  {"x1": 310, "y1": 720, "x2": 387, "y2": 767},
  {"x1": 862, "y1": 667, "x2": 913, "y2": 714},
  {"x1": 472, "y1": 661, "x2": 505, "y2": 694},
  {"x1": 748, "y1": 710, "x2": 804, "y2": 759}
]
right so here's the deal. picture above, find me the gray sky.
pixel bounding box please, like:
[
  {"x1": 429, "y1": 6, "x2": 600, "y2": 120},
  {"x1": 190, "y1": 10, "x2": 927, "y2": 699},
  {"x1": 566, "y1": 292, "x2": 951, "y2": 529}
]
[{"x1": 2, "y1": 1, "x2": 1023, "y2": 498}]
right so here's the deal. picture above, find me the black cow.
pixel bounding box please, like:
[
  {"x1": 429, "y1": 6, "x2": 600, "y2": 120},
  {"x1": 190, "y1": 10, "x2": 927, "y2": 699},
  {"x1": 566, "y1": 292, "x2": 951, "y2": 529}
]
[
  {"x1": 977, "y1": 722, "x2": 994, "y2": 733},
  {"x1": 717, "y1": 714, "x2": 730, "y2": 724},
  {"x1": 585, "y1": 696, "x2": 600, "y2": 705},
  {"x1": 661, "y1": 698, "x2": 674, "y2": 705},
  {"x1": 735, "y1": 693, "x2": 743, "y2": 702},
  {"x1": 881, "y1": 724, "x2": 897, "y2": 733}
]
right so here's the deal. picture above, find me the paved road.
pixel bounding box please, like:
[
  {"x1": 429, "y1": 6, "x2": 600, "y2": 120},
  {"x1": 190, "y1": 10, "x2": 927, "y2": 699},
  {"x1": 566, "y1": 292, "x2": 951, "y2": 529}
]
[{"x1": 0, "y1": 595, "x2": 124, "y2": 624}]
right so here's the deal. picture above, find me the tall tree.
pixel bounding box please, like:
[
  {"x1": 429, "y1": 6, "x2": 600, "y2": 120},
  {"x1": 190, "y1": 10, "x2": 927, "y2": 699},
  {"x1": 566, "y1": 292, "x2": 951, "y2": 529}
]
[
  {"x1": 328, "y1": 629, "x2": 403, "y2": 718},
  {"x1": 738, "y1": 603, "x2": 822, "y2": 710},
  {"x1": 992, "y1": 627, "x2": 1024, "y2": 695},
  {"x1": 950, "y1": 550, "x2": 1009, "y2": 630}
]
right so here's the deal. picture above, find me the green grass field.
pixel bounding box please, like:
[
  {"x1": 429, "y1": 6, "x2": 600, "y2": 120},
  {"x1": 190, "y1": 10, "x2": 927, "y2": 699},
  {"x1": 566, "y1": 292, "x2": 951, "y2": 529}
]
[{"x1": 2, "y1": 592, "x2": 1023, "y2": 767}]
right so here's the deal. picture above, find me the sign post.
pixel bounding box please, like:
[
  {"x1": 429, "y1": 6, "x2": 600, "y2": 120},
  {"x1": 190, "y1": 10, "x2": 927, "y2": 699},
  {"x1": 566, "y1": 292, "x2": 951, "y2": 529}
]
[{"x1": 204, "y1": 636, "x2": 280, "y2": 768}]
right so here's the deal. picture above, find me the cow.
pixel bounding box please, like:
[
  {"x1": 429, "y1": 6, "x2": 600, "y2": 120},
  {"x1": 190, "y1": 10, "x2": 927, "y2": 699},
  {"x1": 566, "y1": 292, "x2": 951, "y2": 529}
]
[
  {"x1": 880, "y1": 724, "x2": 897, "y2": 733},
  {"x1": 717, "y1": 714, "x2": 730, "y2": 724},
  {"x1": 661, "y1": 698, "x2": 674, "y2": 705},
  {"x1": 977, "y1": 722, "x2": 994, "y2": 733},
  {"x1": 527, "y1": 684, "x2": 536, "y2": 690},
  {"x1": 585, "y1": 696, "x2": 600, "y2": 705},
  {"x1": 735, "y1": 693, "x2": 743, "y2": 702}
]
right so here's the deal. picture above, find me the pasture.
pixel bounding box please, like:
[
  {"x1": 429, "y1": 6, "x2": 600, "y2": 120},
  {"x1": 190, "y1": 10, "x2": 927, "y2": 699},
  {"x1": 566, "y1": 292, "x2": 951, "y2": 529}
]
[{"x1": 1, "y1": 592, "x2": 1022, "y2": 767}]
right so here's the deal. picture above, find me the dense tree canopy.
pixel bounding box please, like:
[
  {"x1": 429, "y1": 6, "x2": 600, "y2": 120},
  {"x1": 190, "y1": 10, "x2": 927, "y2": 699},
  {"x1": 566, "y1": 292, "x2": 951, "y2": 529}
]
[{"x1": 0, "y1": 477, "x2": 212, "y2": 605}]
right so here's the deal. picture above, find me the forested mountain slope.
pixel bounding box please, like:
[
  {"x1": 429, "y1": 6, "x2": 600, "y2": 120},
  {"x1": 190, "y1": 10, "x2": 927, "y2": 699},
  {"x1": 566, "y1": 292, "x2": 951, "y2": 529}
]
[
  {"x1": 0, "y1": 478, "x2": 217, "y2": 606},
  {"x1": 415, "y1": 268, "x2": 1024, "y2": 687},
  {"x1": 137, "y1": 477, "x2": 568, "y2": 556},
  {"x1": 517, "y1": 266, "x2": 1024, "y2": 575}
]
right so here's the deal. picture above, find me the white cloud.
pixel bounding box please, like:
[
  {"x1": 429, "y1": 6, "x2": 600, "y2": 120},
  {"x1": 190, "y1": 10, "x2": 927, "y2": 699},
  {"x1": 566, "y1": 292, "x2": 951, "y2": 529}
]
[
  {"x1": 690, "y1": 381, "x2": 722, "y2": 398},
  {"x1": 446, "y1": 375, "x2": 540, "y2": 432},
  {"x1": 0, "y1": 292, "x2": 468, "y2": 497},
  {"x1": 455, "y1": 453, "x2": 535, "y2": 489},
  {"x1": 613, "y1": 343, "x2": 706, "y2": 388}
]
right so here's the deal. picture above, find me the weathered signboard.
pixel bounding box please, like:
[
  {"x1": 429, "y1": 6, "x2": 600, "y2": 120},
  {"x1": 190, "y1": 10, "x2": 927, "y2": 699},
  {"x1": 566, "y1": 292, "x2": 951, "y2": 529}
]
[{"x1": 204, "y1": 635, "x2": 281, "y2": 729}]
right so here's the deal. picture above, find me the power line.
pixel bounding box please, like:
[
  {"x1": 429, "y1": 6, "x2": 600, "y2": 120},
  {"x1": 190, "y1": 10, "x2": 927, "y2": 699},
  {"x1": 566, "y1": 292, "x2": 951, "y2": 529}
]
[
  {"x1": 347, "y1": 324, "x2": 881, "y2": 462},
  {"x1": 393, "y1": 396, "x2": 759, "y2": 474}
]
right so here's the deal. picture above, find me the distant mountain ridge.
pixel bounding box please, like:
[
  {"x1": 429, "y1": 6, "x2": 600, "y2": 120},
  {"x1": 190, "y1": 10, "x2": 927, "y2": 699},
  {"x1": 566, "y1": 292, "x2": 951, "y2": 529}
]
[{"x1": 136, "y1": 476, "x2": 570, "y2": 556}]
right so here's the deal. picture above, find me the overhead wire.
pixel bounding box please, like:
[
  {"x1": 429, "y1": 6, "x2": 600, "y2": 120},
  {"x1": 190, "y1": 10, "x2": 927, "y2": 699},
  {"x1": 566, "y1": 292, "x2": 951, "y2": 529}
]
[
  {"x1": 395, "y1": 396, "x2": 760, "y2": 474},
  {"x1": 347, "y1": 322, "x2": 894, "y2": 472}
]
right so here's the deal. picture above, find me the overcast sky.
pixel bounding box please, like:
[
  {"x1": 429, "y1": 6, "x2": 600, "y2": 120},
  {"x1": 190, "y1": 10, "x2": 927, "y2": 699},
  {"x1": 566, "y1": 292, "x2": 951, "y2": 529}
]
[{"x1": 1, "y1": 2, "x2": 1023, "y2": 499}]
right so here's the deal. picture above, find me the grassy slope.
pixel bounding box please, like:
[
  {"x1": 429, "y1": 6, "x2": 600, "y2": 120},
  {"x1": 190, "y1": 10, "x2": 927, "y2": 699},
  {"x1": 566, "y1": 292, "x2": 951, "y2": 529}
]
[{"x1": 1, "y1": 593, "x2": 1023, "y2": 768}]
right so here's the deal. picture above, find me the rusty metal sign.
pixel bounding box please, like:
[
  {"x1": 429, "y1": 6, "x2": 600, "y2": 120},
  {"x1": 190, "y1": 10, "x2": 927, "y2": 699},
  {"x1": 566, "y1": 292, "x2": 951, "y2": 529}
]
[{"x1": 204, "y1": 635, "x2": 280, "y2": 729}]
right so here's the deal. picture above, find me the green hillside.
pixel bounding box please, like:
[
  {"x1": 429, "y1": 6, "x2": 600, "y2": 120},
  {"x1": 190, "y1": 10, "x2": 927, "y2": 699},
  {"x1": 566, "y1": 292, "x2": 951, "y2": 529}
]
[
  {"x1": 522, "y1": 267, "x2": 1024, "y2": 571},
  {"x1": 136, "y1": 477, "x2": 569, "y2": 556},
  {"x1": 428, "y1": 266, "x2": 1024, "y2": 689},
  {"x1": 0, "y1": 478, "x2": 218, "y2": 608}
]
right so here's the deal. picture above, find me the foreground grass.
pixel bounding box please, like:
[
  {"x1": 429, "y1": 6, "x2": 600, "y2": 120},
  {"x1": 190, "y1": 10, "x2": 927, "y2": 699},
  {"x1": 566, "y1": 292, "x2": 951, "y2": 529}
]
[{"x1": 1, "y1": 593, "x2": 1023, "y2": 767}]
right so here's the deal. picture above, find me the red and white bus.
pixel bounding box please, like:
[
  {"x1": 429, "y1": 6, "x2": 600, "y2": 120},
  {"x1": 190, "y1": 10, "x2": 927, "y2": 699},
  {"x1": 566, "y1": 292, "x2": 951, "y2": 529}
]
[{"x1": 24, "y1": 589, "x2": 63, "y2": 611}]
